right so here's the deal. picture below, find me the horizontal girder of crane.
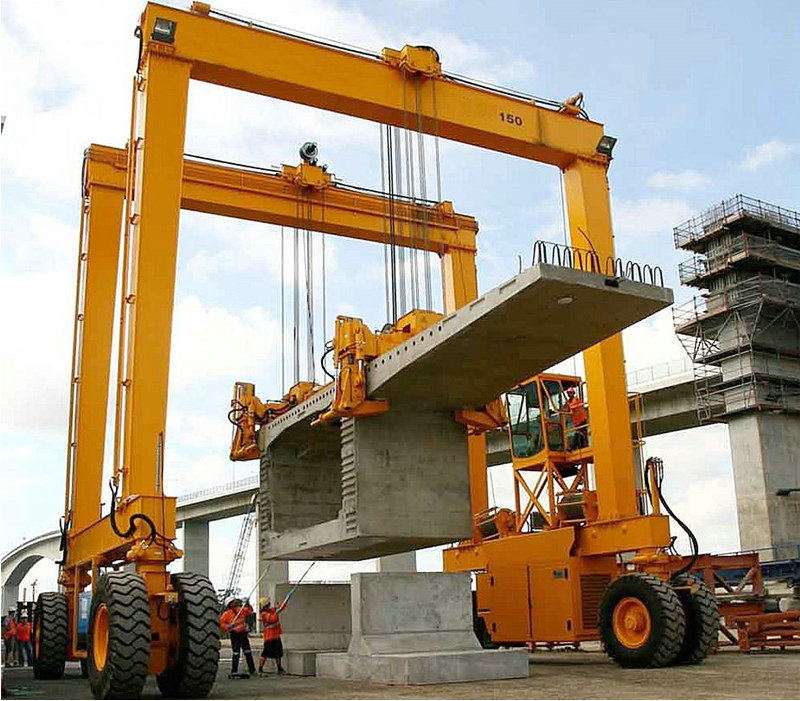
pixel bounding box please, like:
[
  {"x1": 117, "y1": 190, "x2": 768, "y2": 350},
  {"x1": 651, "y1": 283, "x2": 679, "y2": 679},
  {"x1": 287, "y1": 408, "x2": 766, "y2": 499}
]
[
  {"x1": 86, "y1": 144, "x2": 477, "y2": 253},
  {"x1": 140, "y1": 3, "x2": 607, "y2": 169}
]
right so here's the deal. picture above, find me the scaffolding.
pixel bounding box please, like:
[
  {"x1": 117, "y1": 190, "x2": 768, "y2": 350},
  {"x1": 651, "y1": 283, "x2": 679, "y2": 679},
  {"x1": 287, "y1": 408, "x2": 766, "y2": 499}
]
[{"x1": 673, "y1": 196, "x2": 800, "y2": 421}]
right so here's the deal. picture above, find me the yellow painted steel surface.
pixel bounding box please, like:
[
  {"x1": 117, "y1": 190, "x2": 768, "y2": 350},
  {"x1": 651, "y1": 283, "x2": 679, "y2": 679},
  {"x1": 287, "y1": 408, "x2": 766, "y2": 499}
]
[
  {"x1": 563, "y1": 159, "x2": 637, "y2": 520},
  {"x1": 119, "y1": 54, "x2": 191, "y2": 504},
  {"x1": 85, "y1": 145, "x2": 478, "y2": 256},
  {"x1": 140, "y1": 3, "x2": 606, "y2": 168},
  {"x1": 70, "y1": 185, "x2": 124, "y2": 532}
]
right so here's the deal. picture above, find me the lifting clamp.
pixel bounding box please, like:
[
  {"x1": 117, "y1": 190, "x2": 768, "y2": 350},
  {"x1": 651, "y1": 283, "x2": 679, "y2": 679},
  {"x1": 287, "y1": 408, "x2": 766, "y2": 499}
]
[{"x1": 313, "y1": 310, "x2": 443, "y2": 426}]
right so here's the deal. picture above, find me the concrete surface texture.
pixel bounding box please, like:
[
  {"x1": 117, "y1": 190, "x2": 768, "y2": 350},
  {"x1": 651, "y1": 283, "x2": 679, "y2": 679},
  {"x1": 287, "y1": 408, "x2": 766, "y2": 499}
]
[
  {"x1": 274, "y1": 583, "x2": 351, "y2": 652},
  {"x1": 5, "y1": 647, "x2": 798, "y2": 699},
  {"x1": 182, "y1": 519, "x2": 210, "y2": 575},
  {"x1": 316, "y1": 572, "x2": 528, "y2": 685},
  {"x1": 728, "y1": 412, "x2": 800, "y2": 558},
  {"x1": 363, "y1": 263, "x2": 672, "y2": 409},
  {"x1": 261, "y1": 406, "x2": 470, "y2": 561},
  {"x1": 258, "y1": 263, "x2": 672, "y2": 561}
]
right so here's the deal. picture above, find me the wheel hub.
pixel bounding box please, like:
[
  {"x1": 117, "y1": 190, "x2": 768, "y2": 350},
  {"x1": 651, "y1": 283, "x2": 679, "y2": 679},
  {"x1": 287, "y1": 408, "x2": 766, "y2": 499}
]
[
  {"x1": 93, "y1": 603, "x2": 109, "y2": 670},
  {"x1": 612, "y1": 596, "x2": 651, "y2": 649}
]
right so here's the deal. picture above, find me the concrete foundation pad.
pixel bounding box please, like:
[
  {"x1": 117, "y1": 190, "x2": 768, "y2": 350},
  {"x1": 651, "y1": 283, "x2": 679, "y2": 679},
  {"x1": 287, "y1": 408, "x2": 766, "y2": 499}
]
[
  {"x1": 281, "y1": 650, "x2": 323, "y2": 676},
  {"x1": 315, "y1": 649, "x2": 529, "y2": 685}
]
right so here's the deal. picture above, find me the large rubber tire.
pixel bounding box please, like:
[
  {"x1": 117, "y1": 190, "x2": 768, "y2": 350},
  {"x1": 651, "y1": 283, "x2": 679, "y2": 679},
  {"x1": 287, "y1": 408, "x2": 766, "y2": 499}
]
[
  {"x1": 33, "y1": 592, "x2": 68, "y2": 680},
  {"x1": 598, "y1": 573, "x2": 685, "y2": 668},
  {"x1": 87, "y1": 572, "x2": 151, "y2": 699},
  {"x1": 674, "y1": 576, "x2": 719, "y2": 665},
  {"x1": 156, "y1": 573, "x2": 220, "y2": 698}
]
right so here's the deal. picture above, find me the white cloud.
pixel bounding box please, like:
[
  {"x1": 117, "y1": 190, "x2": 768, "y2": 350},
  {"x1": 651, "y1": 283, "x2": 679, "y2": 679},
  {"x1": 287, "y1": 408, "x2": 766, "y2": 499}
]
[
  {"x1": 0, "y1": 271, "x2": 74, "y2": 433},
  {"x1": 647, "y1": 170, "x2": 711, "y2": 191},
  {"x1": 612, "y1": 196, "x2": 694, "y2": 241},
  {"x1": 170, "y1": 297, "x2": 279, "y2": 389},
  {"x1": 740, "y1": 139, "x2": 799, "y2": 171},
  {"x1": 622, "y1": 309, "x2": 687, "y2": 373}
]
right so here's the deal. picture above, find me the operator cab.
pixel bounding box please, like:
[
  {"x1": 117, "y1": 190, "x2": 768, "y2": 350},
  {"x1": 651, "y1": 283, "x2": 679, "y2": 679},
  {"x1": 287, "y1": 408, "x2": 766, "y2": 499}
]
[{"x1": 506, "y1": 374, "x2": 591, "y2": 473}]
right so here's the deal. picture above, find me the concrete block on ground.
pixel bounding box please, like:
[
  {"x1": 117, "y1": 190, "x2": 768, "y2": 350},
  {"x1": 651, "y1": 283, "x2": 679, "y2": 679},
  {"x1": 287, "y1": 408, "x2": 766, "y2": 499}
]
[
  {"x1": 282, "y1": 650, "x2": 322, "y2": 676},
  {"x1": 316, "y1": 572, "x2": 529, "y2": 685},
  {"x1": 274, "y1": 583, "x2": 350, "y2": 651},
  {"x1": 258, "y1": 264, "x2": 671, "y2": 561}
]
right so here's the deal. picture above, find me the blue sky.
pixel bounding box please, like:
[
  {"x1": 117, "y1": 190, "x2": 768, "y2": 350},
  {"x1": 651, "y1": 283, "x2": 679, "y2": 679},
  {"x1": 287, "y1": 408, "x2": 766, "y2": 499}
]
[{"x1": 2, "y1": 0, "x2": 798, "y2": 596}]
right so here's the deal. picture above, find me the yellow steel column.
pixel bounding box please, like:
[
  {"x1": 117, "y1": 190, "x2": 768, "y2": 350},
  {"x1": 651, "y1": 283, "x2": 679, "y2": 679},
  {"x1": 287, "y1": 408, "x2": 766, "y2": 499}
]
[
  {"x1": 71, "y1": 185, "x2": 124, "y2": 532},
  {"x1": 441, "y1": 247, "x2": 488, "y2": 515},
  {"x1": 563, "y1": 157, "x2": 637, "y2": 520},
  {"x1": 121, "y1": 53, "x2": 190, "y2": 502}
]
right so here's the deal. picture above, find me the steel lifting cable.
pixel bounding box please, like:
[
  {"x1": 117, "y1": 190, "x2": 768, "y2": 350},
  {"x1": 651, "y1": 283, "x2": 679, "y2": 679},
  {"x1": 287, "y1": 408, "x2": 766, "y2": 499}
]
[
  {"x1": 385, "y1": 125, "x2": 399, "y2": 324},
  {"x1": 402, "y1": 71, "x2": 422, "y2": 311},
  {"x1": 280, "y1": 225, "x2": 285, "y2": 393},
  {"x1": 415, "y1": 76, "x2": 433, "y2": 310},
  {"x1": 293, "y1": 222, "x2": 300, "y2": 386},
  {"x1": 379, "y1": 125, "x2": 391, "y2": 324},
  {"x1": 392, "y1": 127, "x2": 407, "y2": 316},
  {"x1": 304, "y1": 198, "x2": 315, "y2": 383},
  {"x1": 320, "y1": 190, "x2": 328, "y2": 348},
  {"x1": 404, "y1": 127, "x2": 419, "y2": 310}
]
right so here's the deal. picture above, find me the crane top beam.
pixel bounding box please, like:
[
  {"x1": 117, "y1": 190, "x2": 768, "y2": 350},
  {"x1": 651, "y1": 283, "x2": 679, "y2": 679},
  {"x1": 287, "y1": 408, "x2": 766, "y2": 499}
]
[
  {"x1": 138, "y1": 3, "x2": 609, "y2": 169},
  {"x1": 85, "y1": 144, "x2": 477, "y2": 253}
]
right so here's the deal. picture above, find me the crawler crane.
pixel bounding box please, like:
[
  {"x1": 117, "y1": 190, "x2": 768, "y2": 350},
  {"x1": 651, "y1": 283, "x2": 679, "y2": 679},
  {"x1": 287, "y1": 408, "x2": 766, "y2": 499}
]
[{"x1": 33, "y1": 4, "x2": 715, "y2": 698}]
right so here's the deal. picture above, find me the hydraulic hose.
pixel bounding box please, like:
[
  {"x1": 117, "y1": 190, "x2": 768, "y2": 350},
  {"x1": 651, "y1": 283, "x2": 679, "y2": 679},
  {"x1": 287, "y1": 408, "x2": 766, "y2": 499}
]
[
  {"x1": 321, "y1": 343, "x2": 335, "y2": 381},
  {"x1": 644, "y1": 458, "x2": 699, "y2": 581},
  {"x1": 108, "y1": 480, "x2": 158, "y2": 544}
]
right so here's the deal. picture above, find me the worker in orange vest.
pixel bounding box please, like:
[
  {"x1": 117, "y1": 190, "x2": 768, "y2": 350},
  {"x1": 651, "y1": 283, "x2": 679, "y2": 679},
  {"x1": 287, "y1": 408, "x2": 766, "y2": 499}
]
[
  {"x1": 3, "y1": 609, "x2": 17, "y2": 667},
  {"x1": 258, "y1": 594, "x2": 291, "y2": 676},
  {"x1": 220, "y1": 597, "x2": 255, "y2": 678},
  {"x1": 566, "y1": 386, "x2": 589, "y2": 449},
  {"x1": 16, "y1": 613, "x2": 32, "y2": 667}
]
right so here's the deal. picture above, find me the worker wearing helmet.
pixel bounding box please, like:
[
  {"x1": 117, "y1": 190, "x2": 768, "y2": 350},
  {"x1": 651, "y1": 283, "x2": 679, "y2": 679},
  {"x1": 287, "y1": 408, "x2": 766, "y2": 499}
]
[
  {"x1": 16, "y1": 613, "x2": 32, "y2": 667},
  {"x1": 258, "y1": 594, "x2": 290, "y2": 676},
  {"x1": 566, "y1": 386, "x2": 588, "y2": 449},
  {"x1": 220, "y1": 597, "x2": 255, "y2": 678},
  {"x1": 2, "y1": 609, "x2": 17, "y2": 667}
]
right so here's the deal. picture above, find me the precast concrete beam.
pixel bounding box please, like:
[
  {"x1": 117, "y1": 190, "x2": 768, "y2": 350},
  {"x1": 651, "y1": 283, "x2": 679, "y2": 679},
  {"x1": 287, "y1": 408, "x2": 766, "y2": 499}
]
[{"x1": 259, "y1": 264, "x2": 672, "y2": 561}]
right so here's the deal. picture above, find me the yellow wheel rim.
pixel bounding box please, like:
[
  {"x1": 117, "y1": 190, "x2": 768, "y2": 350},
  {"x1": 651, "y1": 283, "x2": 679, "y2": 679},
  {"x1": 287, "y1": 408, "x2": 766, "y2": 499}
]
[
  {"x1": 93, "y1": 604, "x2": 109, "y2": 670},
  {"x1": 612, "y1": 596, "x2": 651, "y2": 649}
]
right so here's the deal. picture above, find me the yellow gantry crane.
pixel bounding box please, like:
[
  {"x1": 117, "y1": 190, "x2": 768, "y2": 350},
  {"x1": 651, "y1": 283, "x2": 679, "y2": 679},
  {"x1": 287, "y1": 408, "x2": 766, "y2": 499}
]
[{"x1": 32, "y1": 3, "x2": 711, "y2": 698}]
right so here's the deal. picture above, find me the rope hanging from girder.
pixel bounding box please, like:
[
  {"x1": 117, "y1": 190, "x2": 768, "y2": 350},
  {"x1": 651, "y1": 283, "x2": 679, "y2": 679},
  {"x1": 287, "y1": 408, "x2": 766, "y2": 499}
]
[{"x1": 379, "y1": 74, "x2": 443, "y2": 325}]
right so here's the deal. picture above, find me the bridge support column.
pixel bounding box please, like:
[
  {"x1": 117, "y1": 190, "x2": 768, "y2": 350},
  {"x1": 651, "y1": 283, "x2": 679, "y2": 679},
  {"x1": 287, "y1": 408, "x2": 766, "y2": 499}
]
[
  {"x1": 183, "y1": 520, "x2": 210, "y2": 577},
  {"x1": 729, "y1": 413, "x2": 800, "y2": 559},
  {"x1": 3, "y1": 584, "x2": 18, "y2": 612}
]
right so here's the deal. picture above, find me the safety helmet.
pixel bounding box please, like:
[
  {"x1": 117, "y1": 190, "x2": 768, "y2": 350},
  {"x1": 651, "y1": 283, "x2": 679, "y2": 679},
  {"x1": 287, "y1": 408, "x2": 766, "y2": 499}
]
[
  {"x1": 225, "y1": 597, "x2": 240, "y2": 608},
  {"x1": 20, "y1": 613, "x2": 28, "y2": 619},
  {"x1": 259, "y1": 597, "x2": 268, "y2": 607}
]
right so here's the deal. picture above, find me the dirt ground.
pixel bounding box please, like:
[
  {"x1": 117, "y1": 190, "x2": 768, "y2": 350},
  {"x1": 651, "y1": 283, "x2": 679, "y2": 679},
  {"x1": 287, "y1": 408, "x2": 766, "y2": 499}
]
[{"x1": 2, "y1": 647, "x2": 798, "y2": 699}]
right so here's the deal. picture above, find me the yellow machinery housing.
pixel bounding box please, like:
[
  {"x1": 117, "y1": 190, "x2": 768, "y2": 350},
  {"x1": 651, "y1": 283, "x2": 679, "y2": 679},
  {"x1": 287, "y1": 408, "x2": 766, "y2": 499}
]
[
  {"x1": 443, "y1": 374, "x2": 717, "y2": 666},
  {"x1": 32, "y1": 3, "x2": 715, "y2": 698}
]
